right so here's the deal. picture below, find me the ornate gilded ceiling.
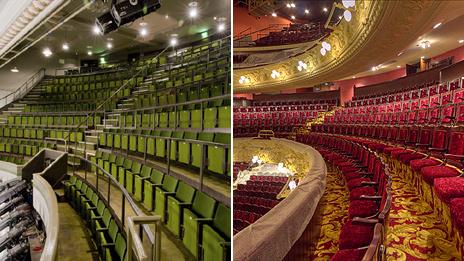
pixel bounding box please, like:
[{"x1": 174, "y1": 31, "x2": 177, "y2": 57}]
[{"x1": 234, "y1": 0, "x2": 455, "y2": 93}]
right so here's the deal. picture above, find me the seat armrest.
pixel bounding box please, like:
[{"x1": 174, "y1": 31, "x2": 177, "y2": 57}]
[
  {"x1": 360, "y1": 181, "x2": 378, "y2": 186},
  {"x1": 445, "y1": 154, "x2": 464, "y2": 160},
  {"x1": 352, "y1": 217, "x2": 379, "y2": 224},
  {"x1": 428, "y1": 147, "x2": 446, "y2": 152},
  {"x1": 140, "y1": 176, "x2": 151, "y2": 180},
  {"x1": 178, "y1": 202, "x2": 192, "y2": 207},
  {"x1": 163, "y1": 191, "x2": 176, "y2": 195},
  {"x1": 196, "y1": 218, "x2": 213, "y2": 224},
  {"x1": 416, "y1": 143, "x2": 430, "y2": 147},
  {"x1": 102, "y1": 243, "x2": 115, "y2": 248},
  {"x1": 359, "y1": 195, "x2": 382, "y2": 200},
  {"x1": 96, "y1": 228, "x2": 108, "y2": 232}
]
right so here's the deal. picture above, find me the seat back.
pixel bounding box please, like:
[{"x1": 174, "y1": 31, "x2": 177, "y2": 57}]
[
  {"x1": 161, "y1": 175, "x2": 178, "y2": 192},
  {"x1": 175, "y1": 181, "x2": 195, "y2": 203},
  {"x1": 192, "y1": 191, "x2": 216, "y2": 218},
  {"x1": 213, "y1": 203, "x2": 231, "y2": 239}
]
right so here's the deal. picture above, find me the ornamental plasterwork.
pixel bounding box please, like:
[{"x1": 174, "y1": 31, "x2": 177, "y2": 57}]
[{"x1": 234, "y1": 0, "x2": 446, "y2": 93}]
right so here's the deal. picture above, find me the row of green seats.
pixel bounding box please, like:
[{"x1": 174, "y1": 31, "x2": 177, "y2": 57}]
[
  {"x1": 116, "y1": 106, "x2": 230, "y2": 129},
  {"x1": 64, "y1": 176, "x2": 127, "y2": 260},
  {"x1": 0, "y1": 127, "x2": 45, "y2": 139},
  {"x1": 46, "y1": 77, "x2": 143, "y2": 93},
  {"x1": 0, "y1": 139, "x2": 54, "y2": 156},
  {"x1": 7, "y1": 115, "x2": 101, "y2": 127},
  {"x1": 0, "y1": 155, "x2": 25, "y2": 165},
  {"x1": 134, "y1": 85, "x2": 228, "y2": 110},
  {"x1": 40, "y1": 87, "x2": 131, "y2": 101},
  {"x1": 90, "y1": 152, "x2": 230, "y2": 261},
  {"x1": 24, "y1": 102, "x2": 116, "y2": 112},
  {"x1": 54, "y1": 70, "x2": 132, "y2": 84},
  {"x1": 98, "y1": 130, "x2": 230, "y2": 176}
]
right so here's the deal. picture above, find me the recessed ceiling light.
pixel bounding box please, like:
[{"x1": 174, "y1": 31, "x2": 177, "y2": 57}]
[
  {"x1": 339, "y1": 16, "x2": 342, "y2": 19},
  {"x1": 397, "y1": 65, "x2": 401, "y2": 68},
  {"x1": 286, "y1": 3, "x2": 291, "y2": 8},
  {"x1": 397, "y1": 51, "x2": 403, "y2": 56},
  {"x1": 92, "y1": 25, "x2": 100, "y2": 35},
  {"x1": 421, "y1": 56, "x2": 425, "y2": 59},
  {"x1": 140, "y1": 28, "x2": 148, "y2": 36},
  {"x1": 10, "y1": 67, "x2": 18, "y2": 73},
  {"x1": 304, "y1": 9, "x2": 309, "y2": 14},
  {"x1": 323, "y1": 7, "x2": 328, "y2": 12},
  {"x1": 107, "y1": 42, "x2": 113, "y2": 49},
  {"x1": 352, "y1": 76, "x2": 356, "y2": 79},
  {"x1": 42, "y1": 47, "x2": 52, "y2": 57},
  {"x1": 290, "y1": 3, "x2": 295, "y2": 8},
  {"x1": 165, "y1": 14, "x2": 169, "y2": 19},
  {"x1": 291, "y1": 15, "x2": 295, "y2": 20},
  {"x1": 87, "y1": 50, "x2": 92, "y2": 56},
  {"x1": 139, "y1": 21, "x2": 147, "y2": 26},
  {"x1": 188, "y1": 2, "x2": 198, "y2": 18},
  {"x1": 217, "y1": 23, "x2": 225, "y2": 32},
  {"x1": 459, "y1": 39, "x2": 464, "y2": 44},
  {"x1": 272, "y1": 12, "x2": 277, "y2": 17},
  {"x1": 170, "y1": 37, "x2": 178, "y2": 46},
  {"x1": 343, "y1": 10, "x2": 352, "y2": 22},
  {"x1": 433, "y1": 22, "x2": 442, "y2": 29},
  {"x1": 62, "y1": 43, "x2": 69, "y2": 51}
]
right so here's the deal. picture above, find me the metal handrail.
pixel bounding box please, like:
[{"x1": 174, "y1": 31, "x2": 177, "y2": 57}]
[
  {"x1": 0, "y1": 68, "x2": 45, "y2": 109},
  {"x1": 73, "y1": 154, "x2": 156, "y2": 243},
  {"x1": 127, "y1": 216, "x2": 162, "y2": 261}
]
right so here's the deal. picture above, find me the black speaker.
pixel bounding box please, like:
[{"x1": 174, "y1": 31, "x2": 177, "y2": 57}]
[
  {"x1": 111, "y1": 0, "x2": 161, "y2": 27},
  {"x1": 96, "y1": 11, "x2": 118, "y2": 35}
]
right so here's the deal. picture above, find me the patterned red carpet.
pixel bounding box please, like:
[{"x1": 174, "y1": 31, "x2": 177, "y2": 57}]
[{"x1": 386, "y1": 170, "x2": 460, "y2": 260}]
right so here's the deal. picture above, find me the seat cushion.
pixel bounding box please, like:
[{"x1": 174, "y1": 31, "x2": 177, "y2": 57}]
[
  {"x1": 350, "y1": 186, "x2": 377, "y2": 200},
  {"x1": 348, "y1": 200, "x2": 378, "y2": 218},
  {"x1": 450, "y1": 198, "x2": 464, "y2": 235},
  {"x1": 391, "y1": 149, "x2": 411, "y2": 159},
  {"x1": 434, "y1": 177, "x2": 464, "y2": 204},
  {"x1": 330, "y1": 248, "x2": 367, "y2": 261},
  {"x1": 341, "y1": 166, "x2": 361, "y2": 174},
  {"x1": 421, "y1": 165, "x2": 460, "y2": 185},
  {"x1": 410, "y1": 158, "x2": 440, "y2": 172},
  {"x1": 347, "y1": 178, "x2": 371, "y2": 190},
  {"x1": 338, "y1": 221, "x2": 374, "y2": 249},
  {"x1": 368, "y1": 143, "x2": 387, "y2": 152},
  {"x1": 344, "y1": 171, "x2": 363, "y2": 181},
  {"x1": 383, "y1": 147, "x2": 403, "y2": 155},
  {"x1": 399, "y1": 153, "x2": 424, "y2": 164}
]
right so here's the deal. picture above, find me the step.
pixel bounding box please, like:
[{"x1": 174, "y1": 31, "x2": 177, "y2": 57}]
[
  {"x1": 54, "y1": 188, "x2": 66, "y2": 202},
  {"x1": 78, "y1": 141, "x2": 96, "y2": 150},
  {"x1": 85, "y1": 135, "x2": 99, "y2": 144}
]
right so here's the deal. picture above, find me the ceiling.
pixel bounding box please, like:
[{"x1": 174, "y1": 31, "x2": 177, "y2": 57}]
[{"x1": 2, "y1": 0, "x2": 230, "y2": 66}]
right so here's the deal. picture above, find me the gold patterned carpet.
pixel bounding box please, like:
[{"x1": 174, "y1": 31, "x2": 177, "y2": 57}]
[
  {"x1": 310, "y1": 170, "x2": 350, "y2": 260},
  {"x1": 386, "y1": 170, "x2": 460, "y2": 260}
]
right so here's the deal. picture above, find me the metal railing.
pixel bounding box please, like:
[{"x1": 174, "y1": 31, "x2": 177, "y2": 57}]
[
  {"x1": 73, "y1": 155, "x2": 158, "y2": 260},
  {"x1": 0, "y1": 68, "x2": 45, "y2": 109}
]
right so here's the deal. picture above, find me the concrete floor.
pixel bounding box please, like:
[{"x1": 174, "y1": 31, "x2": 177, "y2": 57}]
[{"x1": 70, "y1": 169, "x2": 189, "y2": 261}]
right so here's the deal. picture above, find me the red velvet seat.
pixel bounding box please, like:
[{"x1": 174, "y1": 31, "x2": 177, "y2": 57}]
[
  {"x1": 348, "y1": 200, "x2": 378, "y2": 218},
  {"x1": 420, "y1": 165, "x2": 460, "y2": 185},
  {"x1": 434, "y1": 177, "x2": 464, "y2": 204},
  {"x1": 347, "y1": 178, "x2": 371, "y2": 190},
  {"x1": 345, "y1": 171, "x2": 363, "y2": 181},
  {"x1": 383, "y1": 147, "x2": 403, "y2": 155},
  {"x1": 330, "y1": 248, "x2": 367, "y2": 261},
  {"x1": 399, "y1": 152, "x2": 424, "y2": 164},
  {"x1": 391, "y1": 149, "x2": 412, "y2": 159},
  {"x1": 338, "y1": 221, "x2": 375, "y2": 249},
  {"x1": 410, "y1": 158, "x2": 440, "y2": 172},
  {"x1": 450, "y1": 198, "x2": 464, "y2": 234},
  {"x1": 350, "y1": 186, "x2": 376, "y2": 200}
]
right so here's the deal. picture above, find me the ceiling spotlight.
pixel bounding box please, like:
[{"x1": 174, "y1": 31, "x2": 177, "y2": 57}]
[
  {"x1": 87, "y1": 50, "x2": 92, "y2": 56},
  {"x1": 320, "y1": 47, "x2": 326, "y2": 56},
  {"x1": 352, "y1": 76, "x2": 356, "y2": 79},
  {"x1": 297, "y1": 61, "x2": 307, "y2": 71},
  {"x1": 343, "y1": 10, "x2": 352, "y2": 22},
  {"x1": 139, "y1": 21, "x2": 147, "y2": 26},
  {"x1": 397, "y1": 51, "x2": 404, "y2": 56},
  {"x1": 433, "y1": 22, "x2": 442, "y2": 29},
  {"x1": 459, "y1": 39, "x2": 464, "y2": 44},
  {"x1": 107, "y1": 42, "x2": 113, "y2": 49},
  {"x1": 396, "y1": 65, "x2": 401, "y2": 68},
  {"x1": 170, "y1": 37, "x2": 178, "y2": 46},
  {"x1": 93, "y1": 25, "x2": 101, "y2": 35},
  {"x1": 140, "y1": 27, "x2": 148, "y2": 36},
  {"x1": 291, "y1": 15, "x2": 295, "y2": 20},
  {"x1": 271, "y1": 70, "x2": 281, "y2": 79},
  {"x1": 339, "y1": 16, "x2": 342, "y2": 19},
  {"x1": 218, "y1": 23, "x2": 225, "y2": 32},
  {"x1": 323, "y1": 7, "x2": 328, "y2": 12},
  {"x1": 62, "y1": 43, "x2": 69, "y2": 51},
  {"x1": 188, "y1": 2, "x2": 198, "y2": 18},
  {"x1": 371, "y1": 66, "x2": 378, "y2": 72},
  {"x1": 419, "y1": 40, "x2": 431, "y2": 49},
  {"x1": 304, "y1": 9, "x2": 309, "y2": 14},
  {"x1": 342, "y1": 0, "x2": 356, "y2": 8},
  {"x1": 165, "y1": 14, "x2": 169, "y2": 19},
  {"x1": 239, "y1": 76, "x2": 250, "y2": 84},
  {"x1": 290, "y1": 3, "x2": 295, "y2": 8},
  {"x1": 10, "y1": 67, "x2": 18, "y2": 73},
  {"x1": 42, "y1": 47, "x2": 52, "y2": 57},
  {"x1": 286, "y1": 3, "x2": 291, "y2": 8},
  {"x1": 421, "y1": 56, "x2": 425, "y2": 59},
  {"x1": 272, "y1": 12, "x2": 277, "y2": 17}
]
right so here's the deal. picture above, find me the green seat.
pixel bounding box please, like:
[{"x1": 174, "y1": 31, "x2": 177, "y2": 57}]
[
  {"x1": 111, "y1": 156, "x2": 124, "y2": 180},
  {"x1": 134, "y1": 165, "x2": 152, "y2": 201},
  {"x1": 202, "y1": 204, "x2": 231, "y2": 261},
  {"x1": 170, "y1": 131, "x2": 184, "y2": 161},
  {"x1": 64, "y1": 175, "x2": 77, "y2": 199},
  {"x1": 117, "y1": 159, "x2": 133, "y2": 186},
  {"x1": 125, "y1": 161, "x2": 142, "y2": 194},
  {"x1": 166, "y1": 181, "x2": 195, "y2": 237},
  {"x1": 192, "y1": 133, "x2": 214, "y2": 169},
  {"x1": 103, "y1": 233, "x2": 126, "y2": 261},
  {"x1": 154, "y1": 175, "x2": 178, "y2": 221},
  {"x1": 179, "y1": 111, "x2": 190, "y2": 128},
  {"x1": 182, "y1": 191, "x2": 216, "y2": 258},
  {"x1": 208, "y1": 133, "x2": 230, "y2": 175},
  {"x1": 191, "y1": 109, "x2": 202, "y2": 128},
  {"x1": 218, "y1": 106, "x2": 230, "y2": 128},
  {"x1": 156, "y1": 131, "x2": 172, "y2": 158},
  {"x1": 143, "y1": 169, "x2": 164, "y2": 211},
  {"x1": 104, "y1": 154, "x2": 116, "y2": 174},
  {"x1": 179, "y1": 132, "x2": 198, "y2": 165},
  {"x1": 204, "y1": 107, "x2": 217, "y2": 128}
]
